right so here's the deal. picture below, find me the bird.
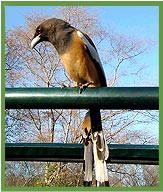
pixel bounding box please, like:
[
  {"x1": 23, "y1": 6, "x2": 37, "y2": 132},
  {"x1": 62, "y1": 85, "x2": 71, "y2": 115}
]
[{"x1": 31, "y1": 18, "x2": 109, "y2": 187}]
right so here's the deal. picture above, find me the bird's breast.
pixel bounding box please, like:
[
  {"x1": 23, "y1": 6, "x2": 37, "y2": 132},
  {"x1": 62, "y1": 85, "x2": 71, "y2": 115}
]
[
  {"x1": 60, "y1": 51, "x2": 86, "y2": 84},
  {"x1": 59, "y1": 31, "x2": 100, "y2": 87}
]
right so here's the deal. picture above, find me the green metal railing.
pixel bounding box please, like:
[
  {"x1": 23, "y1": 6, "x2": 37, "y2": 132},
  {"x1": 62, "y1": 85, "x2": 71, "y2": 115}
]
[
  {"x1": 6, "y1": 143, "x2": 159, "y2": 165},
  {"x1": 5, "y1": 87, "x2": 158, "y2": 109},
  {"x1": 5, "y1": 87, "x2": 159, "y2": 164}
]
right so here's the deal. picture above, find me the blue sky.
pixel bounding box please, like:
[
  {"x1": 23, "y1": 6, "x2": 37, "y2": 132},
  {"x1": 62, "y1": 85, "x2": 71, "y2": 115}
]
[
  {"x1": 97, "y1": 6, "x2": 158, "y2": 39},
  {"x1": 5, "y1": 6, "x2": 159, "y2": 40},
  {"x1": 5, "y1": 6, "x2": 159, "y2": 87}
]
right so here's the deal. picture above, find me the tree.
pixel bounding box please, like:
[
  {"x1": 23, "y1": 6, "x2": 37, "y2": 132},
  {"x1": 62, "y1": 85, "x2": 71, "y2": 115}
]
[{"x1": 5, "y1": 6, "x2": 158, "y2": 187}]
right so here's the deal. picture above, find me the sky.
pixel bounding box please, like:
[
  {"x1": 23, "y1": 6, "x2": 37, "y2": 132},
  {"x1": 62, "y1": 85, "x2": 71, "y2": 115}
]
[
  {"x1": 5, "y1": 6, "x2": 159, "y2": 40},
  {"x1": 5, "y1": 6, "x2": 159, "y2": 41},
  {"x1": 5, "y1": 5, "x2": 159, "y2": 87}
]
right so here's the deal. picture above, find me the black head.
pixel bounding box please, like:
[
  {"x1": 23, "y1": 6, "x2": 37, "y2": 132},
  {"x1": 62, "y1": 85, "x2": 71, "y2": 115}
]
[{"x1": 31, "y1": 18, "x2": 74, "y2": 51}]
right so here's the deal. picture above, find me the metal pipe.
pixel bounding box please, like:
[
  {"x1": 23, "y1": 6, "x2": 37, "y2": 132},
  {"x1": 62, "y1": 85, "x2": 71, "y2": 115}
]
[
  {"x1": 5, "y1": 143, "x2": 159, "y2": 165},
  {"x1": 5, "y1": 87, "x2": 159, "y2": 110}
]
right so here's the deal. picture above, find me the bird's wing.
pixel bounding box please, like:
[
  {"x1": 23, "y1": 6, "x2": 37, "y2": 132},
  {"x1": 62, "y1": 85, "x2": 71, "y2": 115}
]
[{"x1": 76, "y1": 30, "x2": 107, "y2": 87}]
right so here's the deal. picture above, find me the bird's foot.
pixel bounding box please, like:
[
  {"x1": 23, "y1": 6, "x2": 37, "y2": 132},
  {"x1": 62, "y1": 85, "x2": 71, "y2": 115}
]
[
  {"x1": 77, "y1": 82, "x2": 93, "y2": 94},
  {"x1": 61, "y1": 83, "x2": 71, "y2": 89},
  {"x1": 61, "y1": 83, "x2": 67, "y2": 89}
]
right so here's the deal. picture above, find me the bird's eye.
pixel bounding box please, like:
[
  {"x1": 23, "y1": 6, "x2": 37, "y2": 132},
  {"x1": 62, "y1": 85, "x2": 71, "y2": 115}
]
[{"x1": 36, "y1": 28, "x2": 41, "y2": 33}]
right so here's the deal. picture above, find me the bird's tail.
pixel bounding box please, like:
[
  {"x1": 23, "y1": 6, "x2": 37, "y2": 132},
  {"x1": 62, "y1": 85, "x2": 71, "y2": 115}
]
[
  {"x1": 83, "y1": 142, "x2": 93, "y2": 186},
  {"x1": 82, "y1": 111, "x2": 93, "y2": 186},
  {"x1": 92, "y1": 130, "x2": 109, "y2": 186},
  {"x1": 82, "y1": 110, "x2": 109, "y2": 186}
]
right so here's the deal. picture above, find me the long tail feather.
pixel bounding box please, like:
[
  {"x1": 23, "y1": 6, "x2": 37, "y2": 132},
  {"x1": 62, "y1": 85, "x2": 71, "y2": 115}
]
[
  {"x1": 83, "y1": 143, "x2": 93, "y2": 186},
  {"x1": 92, "y1": 131, "x2": 109, "y2": 186},
  {"x1": 82, "y1": 111, "x2": 93, "y2": 186},
  {"x1": 82, "y1": 110, "x2": 109, "y2": 186}
]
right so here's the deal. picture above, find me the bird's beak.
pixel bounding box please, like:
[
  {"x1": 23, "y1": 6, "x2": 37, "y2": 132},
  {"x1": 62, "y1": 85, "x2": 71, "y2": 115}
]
[{"x1": 31, "y1": 35, "x2": 41, "y2": 49}]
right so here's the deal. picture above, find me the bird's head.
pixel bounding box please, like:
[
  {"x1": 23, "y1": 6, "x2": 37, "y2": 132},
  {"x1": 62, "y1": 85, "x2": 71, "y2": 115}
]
[
  {"x1": 31, "y1": 18, "x2": 74, "y2": 51},
  {"x1": 31, "y1": 19, "x2": 53, "y2": 49}
]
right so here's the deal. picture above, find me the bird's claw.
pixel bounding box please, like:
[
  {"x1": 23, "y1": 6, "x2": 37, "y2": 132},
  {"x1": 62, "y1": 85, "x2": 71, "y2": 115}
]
[
  {"x1": 61, "y1": 82, "x2": 92, "y2": 93},
  {"x1": 61, "y1": 83, "x2": 67, "y2": 89},
  {"x1": 77, "y1": 82, "x2": 92, "y2": 94},
  {"x1": 61, "y1": 83, "x2": 71, "y2": 89}
]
